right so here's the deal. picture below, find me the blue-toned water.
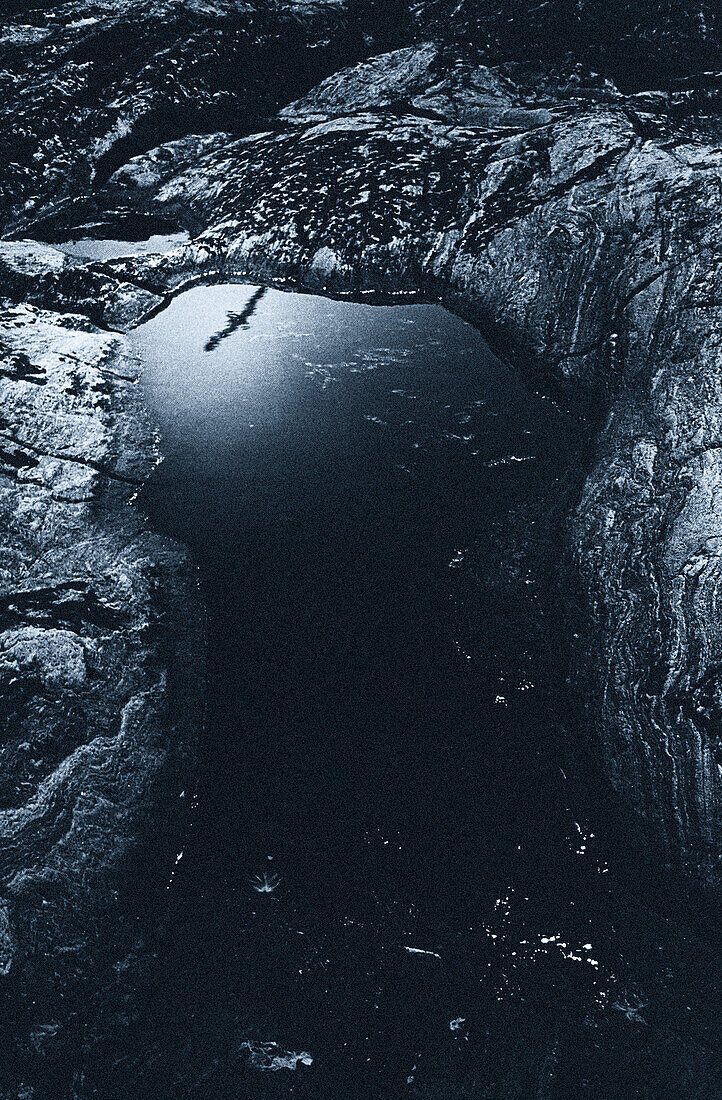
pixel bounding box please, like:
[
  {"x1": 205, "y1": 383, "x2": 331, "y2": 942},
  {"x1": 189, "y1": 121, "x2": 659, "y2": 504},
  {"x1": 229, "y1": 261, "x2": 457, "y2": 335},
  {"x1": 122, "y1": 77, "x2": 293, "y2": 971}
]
[
  {"x1": 57, "y1": 231, "x2": 188, "y2": 261},
  {"x1": 121, "y1": 284, "x2": 718, "y2": 1098},
  {"x1": 136, "y1": 284, "x2": 568, "y2": 878}
]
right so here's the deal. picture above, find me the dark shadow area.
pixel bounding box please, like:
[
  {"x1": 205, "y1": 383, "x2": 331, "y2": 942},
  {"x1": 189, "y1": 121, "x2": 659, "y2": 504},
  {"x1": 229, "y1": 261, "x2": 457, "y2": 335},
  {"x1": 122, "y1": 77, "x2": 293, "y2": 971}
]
[{"x1": 61, "y1": 283, "x2": 720, "y2": 1098}]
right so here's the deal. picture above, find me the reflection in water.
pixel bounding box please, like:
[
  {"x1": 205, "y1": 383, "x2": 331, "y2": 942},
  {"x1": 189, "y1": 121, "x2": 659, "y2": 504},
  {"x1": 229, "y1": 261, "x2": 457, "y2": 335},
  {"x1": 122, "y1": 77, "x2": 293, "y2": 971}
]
[
  {"x1": 205, "y1": 286, "x2": 268, "y2": 351},
  {"x1": 122, "y1": 285, "x2": 719, "y2": 1098}
]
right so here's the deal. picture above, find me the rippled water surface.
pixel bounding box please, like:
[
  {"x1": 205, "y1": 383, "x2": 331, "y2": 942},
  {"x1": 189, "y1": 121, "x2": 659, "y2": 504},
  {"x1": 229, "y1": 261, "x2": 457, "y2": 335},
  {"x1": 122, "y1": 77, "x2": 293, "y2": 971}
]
[{"x1": 124, "y1": 284, "x2": 718, "y2": 1098}]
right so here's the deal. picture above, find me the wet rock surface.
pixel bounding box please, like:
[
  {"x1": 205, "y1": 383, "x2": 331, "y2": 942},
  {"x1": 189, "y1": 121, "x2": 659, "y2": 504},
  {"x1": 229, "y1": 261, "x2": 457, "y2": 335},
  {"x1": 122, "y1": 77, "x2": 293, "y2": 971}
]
[
  {"x1": 0, "y1": 1, "x2": 721, "y2": 1095},
  {"x1": 95, "y1": 44, "x2": 722, "y2": 891},
  {"x1": 0, "y1": 247, "x2": 204, "y2": 1097}
]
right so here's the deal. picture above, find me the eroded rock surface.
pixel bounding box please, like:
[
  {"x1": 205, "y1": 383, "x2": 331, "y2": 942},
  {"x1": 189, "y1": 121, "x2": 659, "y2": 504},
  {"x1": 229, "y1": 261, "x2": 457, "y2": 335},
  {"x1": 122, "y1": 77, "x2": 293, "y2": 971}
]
[
  {"x1": 87, "y1": 45, "x2": 722, "y2": 891},
  {"x1": 0, "y1": 0, "x2": 409, "y2": 231},
  {"x1": 1, "y1": 2, "x2": 721, "y2": 1095},
  {"x1": 0, "y1": 245, "x2": 203, "y2": 1098}
]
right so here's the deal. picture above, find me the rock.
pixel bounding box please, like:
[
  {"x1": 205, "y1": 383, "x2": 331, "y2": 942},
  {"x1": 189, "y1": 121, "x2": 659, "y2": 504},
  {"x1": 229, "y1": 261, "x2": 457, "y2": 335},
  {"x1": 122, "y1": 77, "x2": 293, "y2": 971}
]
[
  {"x1": 239, "y1": 1040, "x2": 314, "y2": 1072},
  {"x1": 0, "y1": 271, "x2": 204, "y2": 1096},
  {"x1": 0, "y1": 242, "x2": 163, "y2": 329},
  {"x1": 95, "y1": 44, "x2": 722, "y2": 891},
  {"x1": 0, "y1": 627, "x2": 87, "y2": 689},
  {"x1": 27, "y1": 1022, "x2": 60, "y2": 1055},
  {"x1": 0, "y1": 0, "x2": 411, "y2": 228},
  {"x1": 279, "y1": 41, "x2": 444, "y2": 122},
  {"x1": 0, "y1": 900, "x2": 14, "y2": 976},
  {"x1": 106, "y1": 132, "x2": 234, "y2": 198}
]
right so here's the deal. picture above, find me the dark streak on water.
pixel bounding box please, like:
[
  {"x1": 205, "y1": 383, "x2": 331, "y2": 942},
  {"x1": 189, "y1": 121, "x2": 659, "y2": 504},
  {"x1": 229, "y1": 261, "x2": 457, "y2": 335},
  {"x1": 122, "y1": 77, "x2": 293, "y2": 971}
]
[{"x1": 114, "y1": 284, "x2": 720, "y2": 1098}]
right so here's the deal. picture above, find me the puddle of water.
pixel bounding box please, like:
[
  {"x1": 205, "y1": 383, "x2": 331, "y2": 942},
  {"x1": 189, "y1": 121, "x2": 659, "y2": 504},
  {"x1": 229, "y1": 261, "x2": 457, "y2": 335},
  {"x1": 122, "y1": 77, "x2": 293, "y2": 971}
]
[
  {"x1": 57, "y1": 231, "x2": 189, "y2": 261},
  {"x1": 119, "y1": 283, "x2": 717, "y2": 1097},
  {"x1": 135, "y1": 284, "x2": 568, "y2": 876}
]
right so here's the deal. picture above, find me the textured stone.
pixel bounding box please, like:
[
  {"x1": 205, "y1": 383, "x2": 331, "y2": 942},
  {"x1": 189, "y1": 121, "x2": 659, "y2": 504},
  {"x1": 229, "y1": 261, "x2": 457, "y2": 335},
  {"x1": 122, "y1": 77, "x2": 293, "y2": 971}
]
[
  {"x1": 90, "y1": 45, "x2": 722, "y2": 891},
  {"x1": 0, "y1": 0, "x2": 409, "y2": 227},
  {"x1": 0, "y1": 260, "x2": 204, "y2": 1096}
]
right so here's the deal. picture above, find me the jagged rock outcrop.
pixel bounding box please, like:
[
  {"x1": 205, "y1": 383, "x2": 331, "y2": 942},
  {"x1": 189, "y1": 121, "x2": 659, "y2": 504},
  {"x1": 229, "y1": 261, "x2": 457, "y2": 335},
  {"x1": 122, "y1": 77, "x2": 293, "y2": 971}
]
[
  {"x1": 90, "y1": 44, "x2": 722, "y2": 890},
  {"x1": 0, "y1": 243, "x2": 204, "y2": 1098},
  {"x1": 1, "y1": 2, "x2": 721, "y2": 1094},
  {"x1": 0, "y1": 0, "x2": 409, "y2": 231},
  {"x1": 3, "y1": 1, "x2": 717, "y2": 239}
]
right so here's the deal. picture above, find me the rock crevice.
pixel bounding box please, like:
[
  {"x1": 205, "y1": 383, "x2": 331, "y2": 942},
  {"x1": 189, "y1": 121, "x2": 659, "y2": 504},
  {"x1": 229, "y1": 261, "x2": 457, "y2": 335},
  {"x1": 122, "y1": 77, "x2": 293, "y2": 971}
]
[
  {"x1": 1, "y1": 5, "x2": 721, "y2": 1093},
  {"x1": 86, "y1": 46, "x2": 722, "y2": 889}
]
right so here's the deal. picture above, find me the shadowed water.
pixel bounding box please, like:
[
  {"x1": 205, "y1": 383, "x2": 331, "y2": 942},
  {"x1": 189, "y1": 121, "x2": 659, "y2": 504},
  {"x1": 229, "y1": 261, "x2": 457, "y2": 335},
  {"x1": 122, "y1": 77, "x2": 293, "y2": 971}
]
[
  {"x1": 136, "y1": 284, "x2": 568, "y2": 879},
  {"x1": 119, "y1": 284, "x2": 720, "y2": 1098}
]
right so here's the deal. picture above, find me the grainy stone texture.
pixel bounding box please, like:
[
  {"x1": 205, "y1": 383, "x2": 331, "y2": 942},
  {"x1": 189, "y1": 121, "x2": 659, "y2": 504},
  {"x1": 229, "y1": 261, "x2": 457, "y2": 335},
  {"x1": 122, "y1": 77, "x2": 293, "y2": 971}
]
[
  {"x1": 0, "y1": 0, "x2": 409, "y2": 230},
  {"x1": 91, "y1": 45, "x2": 722, "y2": 892},
  {"x1": 0, "y1": 245, "x2": 204, "y2": 1098},
  {"x1": 1, "y1": 0, "x2": 721, "y2": 1094}
]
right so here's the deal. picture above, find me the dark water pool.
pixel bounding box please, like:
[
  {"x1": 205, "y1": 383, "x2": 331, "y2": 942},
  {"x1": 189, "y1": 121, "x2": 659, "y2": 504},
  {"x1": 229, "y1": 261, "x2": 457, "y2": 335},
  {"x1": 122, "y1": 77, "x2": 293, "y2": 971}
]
[
  {"x1": 122, "y1": 284, "x2": 719, "y2": 1098},
  {"x1": 136, "y1": 284, "x2": 569, "y2": 876}
]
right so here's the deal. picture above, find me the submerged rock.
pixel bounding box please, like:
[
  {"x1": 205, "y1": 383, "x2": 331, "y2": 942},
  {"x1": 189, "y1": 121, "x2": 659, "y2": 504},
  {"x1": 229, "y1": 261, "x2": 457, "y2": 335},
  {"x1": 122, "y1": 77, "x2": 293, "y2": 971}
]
[{"x1": 239, "y1": 1040, "x2": 314, "y2": 1072}]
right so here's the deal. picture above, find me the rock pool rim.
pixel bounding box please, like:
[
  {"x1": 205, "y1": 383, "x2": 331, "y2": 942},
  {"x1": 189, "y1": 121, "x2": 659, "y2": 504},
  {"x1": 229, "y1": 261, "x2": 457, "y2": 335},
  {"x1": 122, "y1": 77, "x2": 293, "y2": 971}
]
[
  {"x1": 171, "y1": 271, "x2": 603, "y2": 425},
  {"x1": 124, "y1": 270, "x2": 596, "y2": 437},
  {"x1": 25, "y1": 218, "x2": 606, "y2": 430},
  {"x1": 128, "y1": 272, "x2": 432, "y2": 329}
]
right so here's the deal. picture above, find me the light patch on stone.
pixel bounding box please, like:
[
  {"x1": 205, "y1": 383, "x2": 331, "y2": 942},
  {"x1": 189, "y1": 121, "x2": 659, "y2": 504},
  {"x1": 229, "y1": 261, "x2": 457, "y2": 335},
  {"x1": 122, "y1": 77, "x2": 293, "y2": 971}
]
[
  {"x1": 0, "y1": 627, "x2": 87, "y2": 689},
  {"x1": 0, "y1": 901, "x2": 15, "y2": 977},
  {"x1": 239, "y1": 1040, "x2": 313, "y2": 1071}
]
